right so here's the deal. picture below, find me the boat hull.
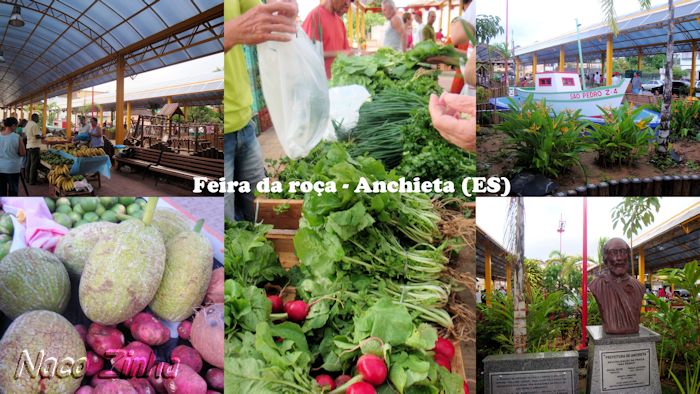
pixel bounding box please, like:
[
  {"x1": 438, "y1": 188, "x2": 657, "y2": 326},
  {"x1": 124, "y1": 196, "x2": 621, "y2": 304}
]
[{"x1": 512, "y1": 78, "x2": 631, "y2": 117}]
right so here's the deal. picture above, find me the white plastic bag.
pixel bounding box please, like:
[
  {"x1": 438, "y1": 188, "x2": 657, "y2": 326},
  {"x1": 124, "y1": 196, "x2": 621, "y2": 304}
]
[
  {"x1": 257, "y1": 27, "x2": 330, "y2": 159},
  {"x1": 324, "y1": 85, "x2": 371, "y2": 141}
]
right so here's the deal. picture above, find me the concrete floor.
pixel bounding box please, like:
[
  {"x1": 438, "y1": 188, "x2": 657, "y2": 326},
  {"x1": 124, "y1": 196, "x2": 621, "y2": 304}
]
[{"x1": 22, "y1": 165, "x2": 214, "y2": 197}]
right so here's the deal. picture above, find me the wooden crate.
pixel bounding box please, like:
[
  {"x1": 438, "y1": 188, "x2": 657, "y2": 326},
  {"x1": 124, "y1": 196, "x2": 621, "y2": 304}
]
[{"x1": 255, "y1": 198, "x2": 303, "y2": 268}]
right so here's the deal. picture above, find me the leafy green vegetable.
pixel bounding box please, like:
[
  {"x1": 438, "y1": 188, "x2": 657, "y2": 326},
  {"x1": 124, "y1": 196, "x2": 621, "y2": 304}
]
[
  {"x1": 224, "y1": 220, "x2": 284, "y2": 286},
  {"x1": 225, "y1": 279, "x2": 271, "y2": 333}
]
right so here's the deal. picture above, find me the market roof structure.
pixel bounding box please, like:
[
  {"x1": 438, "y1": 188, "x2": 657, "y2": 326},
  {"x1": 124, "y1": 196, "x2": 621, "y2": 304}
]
[
  {"x1": 631, "y1": 201, "x2": 700, "y2": 274},
  {"x1": 53, "y1": 71, "x2": 223, "y2": 111},
  {"x1": 510, "y1": 0, "x2": 700, "y2": 92},
  {"x1": 0, "y1": 0, "x2": 223, "y2": 143}
]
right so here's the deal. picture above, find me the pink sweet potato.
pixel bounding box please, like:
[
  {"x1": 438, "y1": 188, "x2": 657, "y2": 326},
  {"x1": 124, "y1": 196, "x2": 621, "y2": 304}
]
[
  {"x1": 87, "y1": 323, "x2": 125, "y2": 357},
  {"x1": 205, "y1": 368, "x2": 223, "y2": 390},
  {"x1": 91, "y1": 370, "x2": 119, "y2": 387},
  {"x1": 177, "y1": 320, "x2": 191, "y2": 341},
  {"x1": 75, "y1": 324, "x2": 88, "y2": 343},
  {"x1": 148, "y1": 362, "x2": 176, "y2": 394},
  {"x1": 76, "y1": 386, "x2": 94, "y2": 394},
  {"x1": 112, "y1": 341, "x2": 156, "y2": 377},
  {"x1": 130, "y1": 313, "x2": 170, "y2": 346},
  {"x1": 170, "y1": 345, "x2": 202, "y2": 373},
  {"x1": 129, "y1": 378, "x2": 156, "y2": 394},
  {"x1": 86, "y1": 351, "x2": 104, "y2": 377},
  {"x1": 163, "y1": 364, "x2": 207, "y2": 394},
  {"x1": 94, "y1": 379, "x2": 137, "y2": 394},
  {"x1": 205, "y1": 268, "x2": 224, "y2": 304},
  {"x1": 190, "y1": 304, "x2": 223, "y2": 368}
]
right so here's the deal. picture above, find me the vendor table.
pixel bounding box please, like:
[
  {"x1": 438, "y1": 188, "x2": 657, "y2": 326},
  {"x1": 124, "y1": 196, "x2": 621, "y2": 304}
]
[{"x1": 48, "y1": 149, "x2": 111, "y2": 179}]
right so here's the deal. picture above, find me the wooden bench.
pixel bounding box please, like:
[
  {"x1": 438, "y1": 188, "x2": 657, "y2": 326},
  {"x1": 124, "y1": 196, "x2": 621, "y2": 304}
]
[
  {"x1": 150, "y1": 151, "x2": 224, "y2": 185},
  {"x1": 193, "y1": 147, "x2": 224, "y2": 159},
  {"x1": 114, "y1": 147, "x2": 161, "y2": 178}
]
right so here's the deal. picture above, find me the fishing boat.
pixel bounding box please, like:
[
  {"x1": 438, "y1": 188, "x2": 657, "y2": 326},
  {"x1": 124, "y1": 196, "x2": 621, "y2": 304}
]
[{"x1": 490, "y1": 71, "x2": 660, "y2": 128}]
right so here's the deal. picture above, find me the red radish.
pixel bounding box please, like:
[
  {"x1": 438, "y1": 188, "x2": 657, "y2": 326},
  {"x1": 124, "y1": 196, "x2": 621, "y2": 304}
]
[
  {"x1": 85, "y1": 351, "x2": 104, "y2": 377},
  {"x1": 190, "y1": 304, "x2": 224, "y2": 368},
  {"x1": 356, "y1": 354, "x2": 388, "y2": 386},
  {"x1": 163, "y1": 364, "x2": 207, "y2": 394},
  {"x1": 94, "y1": 379, "x2": 137, "y2": 394},
  {"x1": 123, "y1": 316, "x2": 135, "y2": 329},
  {"x1": 75, "y1": 324, "x2": 88, "y2": 343},
  {"x1": 284, "y1": 300, "x2": 309, "y2": 322},
  {"x1": 87, "y1": 323, "x2": 125, "y2": 357},
  {"x1": 347, "y1": 382, "x2": 376, "y2": 394},
  {"x1": 76, "y1": 387, "x2": 94, "y2": 394},
  {"x1": 91, "y1": 370, "x2": 119, "y2": 387},
  {"x1": 205, "y1": 268, "x2": 224, "y2": 304},
  {"x1": 130, "y1": 313, "x2": 170, "y2": 346},
  {"x1": 129, "y1": 378, "x2": 155, "y2": 394},
  {"x1": 205, "y1": 368, "x2": 224, "y2": 390},
  {"x1": 268, "y1": 295, "x2": 284, "y2": 313},
  {"x1": 335, "y1": 374, "x2": 352, "y2": 386},
  {"x1": 148, "y1": 363, "x2": 176, "y2": 393},
  {"x1": 433, "y1": 337, "x2": 455, "y2": 361},
  {"x1": 315, "y1": 374, "x2": 335, "y2": 389},
  {"x1": 434, "y1": 354, "x2": 451, "y2": 371},
  {"x1": 171, "y1": 345, "x2": 203, "y2": 373},
  {"x1": 177, "y1": 320, "x2": 192, "y2": 340},
  {"x1": 112, "y1": 341, "x2": 156, "y2": 377}
]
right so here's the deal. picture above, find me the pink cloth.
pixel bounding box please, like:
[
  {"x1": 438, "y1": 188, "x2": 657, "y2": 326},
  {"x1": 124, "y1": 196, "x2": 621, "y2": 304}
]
[{"x1": 1, "y1": 197, "x2": 69, "y2": 252}]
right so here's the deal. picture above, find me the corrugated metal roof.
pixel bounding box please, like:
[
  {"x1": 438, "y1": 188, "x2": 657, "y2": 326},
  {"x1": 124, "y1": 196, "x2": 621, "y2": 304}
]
[
  {"x1": 513, "y1": 0, "x2": 700, "y2": 64},
  {"x1": 0, "y1": 0, "x2": 223, "y2": 107}
]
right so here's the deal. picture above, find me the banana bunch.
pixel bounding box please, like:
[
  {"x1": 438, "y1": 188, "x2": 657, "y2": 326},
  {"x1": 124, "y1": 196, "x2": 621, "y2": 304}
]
[
  {"x1": 54, "y1": 145, "x2": 106, "y2": 157},
  {"x1": 48, "y1": 165, "x2": 75, "y2": 192}
]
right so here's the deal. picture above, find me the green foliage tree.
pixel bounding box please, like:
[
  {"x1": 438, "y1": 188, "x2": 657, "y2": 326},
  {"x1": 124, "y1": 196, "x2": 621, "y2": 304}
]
[
  {"x1": 187, "y1": 106, "x2": 222, "y2": 124},
  {"x1": 610, "y1": 197, "x2": 660, "y2": 277}
]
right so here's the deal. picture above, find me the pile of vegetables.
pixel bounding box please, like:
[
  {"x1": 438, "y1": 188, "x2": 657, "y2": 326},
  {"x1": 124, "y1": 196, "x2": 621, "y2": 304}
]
[
  {"x1": 0, "y1": 197, "x2": 224, "y2": 393},
  {"x1": 226, "y1": 146, "x2": 468, "y2": 393},
  {"x1": 41, "y1": 150, "x2": 74, "y2": 166},
  {"x1": 331, "y1": 48, "x2": 442, "y2": 97},
  {"x1": 47, "y1": 196, "x2": 146, "y2": 228}
]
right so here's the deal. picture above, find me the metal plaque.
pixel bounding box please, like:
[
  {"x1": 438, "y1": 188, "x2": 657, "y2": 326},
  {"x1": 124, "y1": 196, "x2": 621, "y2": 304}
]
[
  {"x1": 601, "y1": 348, "x2": 650, "y2": 391},
  {"x1": 489, "y1": 368, "x2": 575, "y2": 394}
]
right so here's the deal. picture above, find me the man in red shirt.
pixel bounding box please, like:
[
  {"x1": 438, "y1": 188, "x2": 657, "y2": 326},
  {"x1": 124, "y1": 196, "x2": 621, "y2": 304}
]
[{"x1": 302, "y1": 0, "x2": 352, "y2": 79}]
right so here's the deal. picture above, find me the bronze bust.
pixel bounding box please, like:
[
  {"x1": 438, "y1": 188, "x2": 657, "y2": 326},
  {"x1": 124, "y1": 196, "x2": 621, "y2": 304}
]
[{"x1": 588, "y1": 238, "x2": 646, "y2": 334}]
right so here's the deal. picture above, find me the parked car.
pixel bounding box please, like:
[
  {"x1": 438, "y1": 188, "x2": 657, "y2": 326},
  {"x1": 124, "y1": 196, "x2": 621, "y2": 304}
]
[
  {"x1": 642, "y1": 79, "x2": 663, "y2": 92},
  {"x1": 643, "y1": 80, "x2": 690, "y2": 96}
]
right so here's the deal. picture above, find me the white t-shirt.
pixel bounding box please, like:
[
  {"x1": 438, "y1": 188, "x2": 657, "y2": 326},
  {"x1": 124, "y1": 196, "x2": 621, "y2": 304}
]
[{"x1": 413, "y1": 22, "x2": 425, "y2": 44}]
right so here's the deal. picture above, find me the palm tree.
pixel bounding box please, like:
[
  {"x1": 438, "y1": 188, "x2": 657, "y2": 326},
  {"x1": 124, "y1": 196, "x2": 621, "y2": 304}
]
[
  {"x1": 600, "y1": 0, "x2": 672, "y2": 154},
  {"x1": 505, "y1": 197, "x2": 526, "y2": 353},
  {"x1": 490, "y1": 42, "x2": 512, "y2": 85},
  {"x1": 594, "y1": 236, "x2": 610, "y2": 275}
]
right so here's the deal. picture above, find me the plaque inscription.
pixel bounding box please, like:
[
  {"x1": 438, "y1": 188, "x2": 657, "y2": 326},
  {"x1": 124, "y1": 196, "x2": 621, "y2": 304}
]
[
  {"x1": 601, "y1": 348, "x2": 650, "y2": 391},
  {"x1": 489, "y1": 368, "x2": 574, "y2": 394}
]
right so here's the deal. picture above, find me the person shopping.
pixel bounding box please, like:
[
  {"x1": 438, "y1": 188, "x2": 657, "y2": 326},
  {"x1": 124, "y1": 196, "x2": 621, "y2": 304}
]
[
  {"x1": 24, "y1": 114, "x2": 42, "y2": 185},
  {"x1": 0, "y1": 117, "x2": 26, "y2": 196}
]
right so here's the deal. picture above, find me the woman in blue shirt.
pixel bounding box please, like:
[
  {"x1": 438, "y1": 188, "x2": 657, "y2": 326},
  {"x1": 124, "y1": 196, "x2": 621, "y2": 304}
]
[
  {"x1": 0, "y1": 117, "x2": 26, "y2": 196},
  {"x1": 88, "y1": 117, "x2": 104, "y2": 148}
]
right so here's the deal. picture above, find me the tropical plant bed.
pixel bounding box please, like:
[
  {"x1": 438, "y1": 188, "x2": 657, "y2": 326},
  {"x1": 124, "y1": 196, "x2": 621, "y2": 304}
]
[{"x1": 478, "y1": 126, "x2": 700, "y2": 193}]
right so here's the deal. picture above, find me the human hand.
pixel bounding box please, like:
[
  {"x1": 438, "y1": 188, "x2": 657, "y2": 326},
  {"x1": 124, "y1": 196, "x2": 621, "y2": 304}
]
[
  {"x1": 428, "y1": 93, "x2": 475, "y2": 152},
  {"x1": 224, "y1": 2, "x2": 299, "y2": 50}
]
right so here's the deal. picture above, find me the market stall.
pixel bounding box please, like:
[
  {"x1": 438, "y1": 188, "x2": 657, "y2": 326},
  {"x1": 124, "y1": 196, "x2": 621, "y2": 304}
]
[{"x1": 0, "y1": 197, "x2": 224, "y2": 392}]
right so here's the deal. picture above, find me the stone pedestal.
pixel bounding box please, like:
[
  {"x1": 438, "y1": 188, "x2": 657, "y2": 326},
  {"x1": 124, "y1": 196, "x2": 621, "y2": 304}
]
[
  {"x1": 483, "y1": 351, "x2": 578, "y2": 394},
  {"x1": 586, "y1": 325, "x2": 661, "y2": 394}
]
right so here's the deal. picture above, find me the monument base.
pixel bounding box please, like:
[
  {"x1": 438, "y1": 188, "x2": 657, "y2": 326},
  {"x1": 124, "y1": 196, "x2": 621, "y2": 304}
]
[
  {"x1": 586, "y1": 325, "x2": 661, "y2": 394},
  {"x1": 483, "y1": 351, "x2": 578, "y2": 394}
]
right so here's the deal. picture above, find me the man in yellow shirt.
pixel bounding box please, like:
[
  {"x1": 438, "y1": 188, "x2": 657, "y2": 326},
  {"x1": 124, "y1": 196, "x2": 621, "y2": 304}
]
[
  {"x1": 24, "y1": 113, "x2": 42, "y2": 184},
  {"x1": 225, "y1": 0, "x2": 297, "y2": 221}
]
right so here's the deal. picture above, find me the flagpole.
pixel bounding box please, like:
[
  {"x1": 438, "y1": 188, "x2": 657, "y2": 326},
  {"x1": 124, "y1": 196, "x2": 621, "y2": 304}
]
[{"x1": 576, "y1": 18, "x2": 587, "y2": 90}]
